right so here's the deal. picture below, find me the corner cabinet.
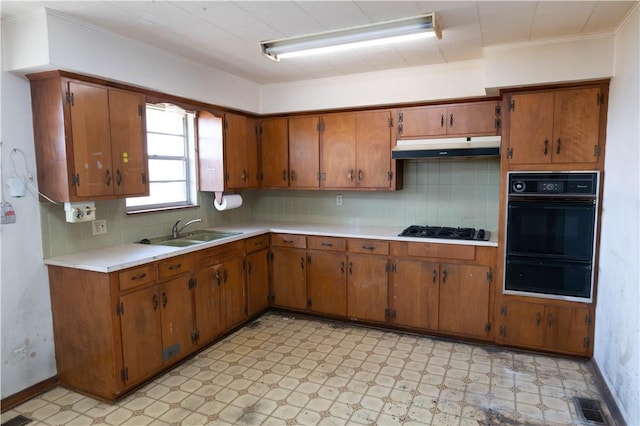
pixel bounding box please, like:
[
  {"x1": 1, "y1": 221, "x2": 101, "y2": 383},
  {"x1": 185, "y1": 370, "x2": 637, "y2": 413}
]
[
  {"x1": 503, "y1": 85, "x2": 608, "y2": 168},
  {"x1": 28, "y1": 72, "x2": 148, "y2": 202}
]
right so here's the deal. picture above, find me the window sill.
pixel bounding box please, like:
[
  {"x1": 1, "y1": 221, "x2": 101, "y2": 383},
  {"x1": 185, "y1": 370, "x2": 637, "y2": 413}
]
[{"x1": 126, "y1": 204, "x2": 200, "y2": 215}]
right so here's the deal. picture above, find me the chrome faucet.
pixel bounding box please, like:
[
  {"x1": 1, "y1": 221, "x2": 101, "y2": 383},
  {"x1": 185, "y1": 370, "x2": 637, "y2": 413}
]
[{"x1": 171, "y1": 218, "x2": 202, "y2": 239}]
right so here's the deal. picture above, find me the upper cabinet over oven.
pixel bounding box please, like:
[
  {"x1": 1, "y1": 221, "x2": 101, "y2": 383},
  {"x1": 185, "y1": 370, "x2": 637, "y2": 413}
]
[
  {"x1": 28, "y1": 72, "x2": 149, "y2": 202},
  {"x1": 503, "y1": 84, "x2": 609, "y2": 170}
]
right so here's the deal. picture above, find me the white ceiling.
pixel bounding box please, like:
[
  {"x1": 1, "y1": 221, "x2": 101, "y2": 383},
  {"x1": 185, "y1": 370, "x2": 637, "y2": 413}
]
[{"x1": 1, "y1": 1, "x2": 636, "y2": 84}]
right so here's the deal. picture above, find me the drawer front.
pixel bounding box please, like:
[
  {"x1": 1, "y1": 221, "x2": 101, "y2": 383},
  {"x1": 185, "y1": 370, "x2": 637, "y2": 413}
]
[
  {"x1": 246, "y1": 234, "x2": 270, "y2": 253},
  {"x1": 348, "y1": 239, "x2": 389, "y2": 255},
  {"x1": 307, "y1": 236, "x2": 346, "y2": 252},
  {"x1": 271, "y1": 233, "x2": 306, "y2": 249},
  {"x1": 158, "y1": 255, "x2": 194, "y2": 280},
  {"x1": 407, "y1": 243, "x2": 476, "y2": 261},
  {"x1": 119, "y1": 264, "x2": 157, "y2": 291}
]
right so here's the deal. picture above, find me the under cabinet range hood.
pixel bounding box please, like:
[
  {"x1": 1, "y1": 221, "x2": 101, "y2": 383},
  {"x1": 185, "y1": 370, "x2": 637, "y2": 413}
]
[{"x1": 391, "y1": 136, "x2": 501, "y2": 159}]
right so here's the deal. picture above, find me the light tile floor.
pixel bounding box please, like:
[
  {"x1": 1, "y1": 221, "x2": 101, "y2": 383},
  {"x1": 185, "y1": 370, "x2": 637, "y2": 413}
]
[{"x1": 2, "y1": 313, "x2": 612, "y2": 425}]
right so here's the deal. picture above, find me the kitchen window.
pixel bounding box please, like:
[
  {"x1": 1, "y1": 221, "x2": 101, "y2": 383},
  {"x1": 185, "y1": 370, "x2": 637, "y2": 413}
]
[{"x1": 126, "y1": 103, "x2": 197, "y2": 212}]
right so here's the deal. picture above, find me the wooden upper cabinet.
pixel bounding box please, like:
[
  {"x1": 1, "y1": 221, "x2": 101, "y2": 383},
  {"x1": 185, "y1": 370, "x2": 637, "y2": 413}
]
[
  {"x1": 321, "y1": 110, "x2": 394, "y2": 190},
  {"x1": 260, "y1": 117, "x2": 289, "y2": 188},
  {"x1": 224, "y1": 113, "x2": 259, "y2": 190},
  {"x1": 197, "y1": 111, "x2": 225, "y2": 192},
  {"x1": 321, "y1": 113, "x2": 356, "y2": 188},
  {"x1": 289, "y1": 115, "x2": 321, "y2": 188},
  {"x1": 28, "y1": 73, "x2": 148, "y2": 202},
  {"x1": 109, "y1": 90, "x2": 148, "y2": 197},
  {"x1": 397, "y1": 101, "x2": 499, "y2": 139},
  {"x1": 506, "y1": 86, "x2": 605, "y2": 166}
]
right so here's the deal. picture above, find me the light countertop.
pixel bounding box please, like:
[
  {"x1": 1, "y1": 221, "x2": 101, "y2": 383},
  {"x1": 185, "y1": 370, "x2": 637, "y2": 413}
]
[{"x1": 44, "y1": 221, "x2": 498, "y2": 273}]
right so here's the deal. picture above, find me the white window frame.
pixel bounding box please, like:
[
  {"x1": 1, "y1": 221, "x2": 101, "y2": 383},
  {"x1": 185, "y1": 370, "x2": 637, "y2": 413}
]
[{"x1": 126, "y1": 103, "x2": 198, "y2": 213}]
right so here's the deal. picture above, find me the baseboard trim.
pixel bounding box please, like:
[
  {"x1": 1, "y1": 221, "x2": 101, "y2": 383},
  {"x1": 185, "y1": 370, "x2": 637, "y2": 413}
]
[
  {"x1": 1, "y1": 376, "x2": 59, "y2": 413},
  {"x1": 589, "y1": 359, "x2": 627, "y2": 426}
]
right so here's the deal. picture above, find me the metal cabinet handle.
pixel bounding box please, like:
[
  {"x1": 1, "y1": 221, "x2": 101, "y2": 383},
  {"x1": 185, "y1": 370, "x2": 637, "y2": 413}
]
[
  {"x1": 290, "y1": 170, "x2": 297, "y2": 182},
  {"x1": 241, "y1": 170, "x2": 248, "y2": 181},
  {"x1": 357, "y1": 170, "x2": 363, "y2": 181},
  {"x1": 223, "y1": 269, "x2": 228, "y2": 283},
  {"x1": 300, "y1": 257, "x2": 305, "y2": 269},
  {"x1": 167, "y1": 263, "x2": 182, "y2": 271},
  {"x1": 341, "y1": 261, "x2": 345, "y2": 274},
  {"x1": 116, "y1": 169, "x2": 122, "y2": 186},
  {"x1": 536, "y1": 312, "x2": 542, "y2": 326},
  {"x1": 442, "y1": 270, "x2": 447, "y2": 284},
  {"x1": 556, "y1": 138, "x2": 561, "y2": 154},
  {"x1": 321, "y1": 242, "x2": 333, "y2": 247},
  {"x1": 440, "y1": 114, "x2": 445, "y2": 128},
  {"x1": 152, "y1": 294, "x2": 158, "y2": 310},
  {"x1": 362, "y1": 245, "x2": 375, "y2": 251},
  {"x1": 432, "y1": 270, "x2": 437, "y2": 284},
  {"x1": 283, "y1": 239, "x2": 294, "y2": 244},
  {"x1": 282, "y1": 170, "x2": 287, "y2": 181},
  {"x1": 544, "y1": 139, "x2": 549, "y2": 156},
  {"x1": 247, "y1": 261, "x2": 252, "y2": 274},
  {"x1": 449, "y1": 113, "x2": 454, "y2": 127},
  {"x1": 131, "y1": 273, "x2": 147, "y2": 281},
  {"x1": 105, "y1": 169, "x2": 112, "y2": 186},
  {"x1": 162, "y1": 292, "x2": 168, "y2": 308},
  {"x1": 547, "y1": 312, "x2": 554, "y2": 328},
  {"x1": 347, "y1": 170, "x2": 354, "y2": 181},
  {"x1": 348, "y1": 262, "x2": 353, "y2": 274},
  {"x1": 216, "y1": 270, "x2": 222, "y2": 286}
]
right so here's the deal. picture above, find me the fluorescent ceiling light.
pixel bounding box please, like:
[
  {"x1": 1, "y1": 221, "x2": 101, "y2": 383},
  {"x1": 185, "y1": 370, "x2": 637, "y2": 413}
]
[{"x1": 261, "y1": 13, "x2": 441, "y2": 61}]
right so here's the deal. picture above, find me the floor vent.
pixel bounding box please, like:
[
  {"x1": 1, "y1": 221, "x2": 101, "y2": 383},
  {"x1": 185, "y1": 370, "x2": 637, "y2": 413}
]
[
  {"x1": 1, "y1": 415, "x2": 33, "y2": 426},
  {"x1": 573, "y1": 397, "x2": 607, "y2": 424}
]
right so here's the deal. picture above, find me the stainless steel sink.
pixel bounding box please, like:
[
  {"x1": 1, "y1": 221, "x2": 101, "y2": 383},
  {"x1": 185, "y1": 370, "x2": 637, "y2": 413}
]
[{"x1": 141, "y1": 230, "x2": 241, "y2": 247}]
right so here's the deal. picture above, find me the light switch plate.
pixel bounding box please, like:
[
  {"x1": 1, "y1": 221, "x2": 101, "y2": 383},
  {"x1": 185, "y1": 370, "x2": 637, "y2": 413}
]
[{"x1": 93, "y1": 219, "x2": 107, "y2": 235}]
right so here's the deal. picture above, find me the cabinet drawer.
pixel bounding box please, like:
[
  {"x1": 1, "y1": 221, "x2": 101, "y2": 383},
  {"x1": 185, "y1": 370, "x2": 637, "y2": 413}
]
[
  {"x1": 407, "y1": 243, "x2": 475, "y2": 261},
  {"x1": 348, "y1": 239, "x2": 389, "y2": 255},
  {"x1": 246, "y1": 234, "x2": 270, "y2": 253},
  {"x1": 158, "y1": 255, "x2": 194, "y2": 280},
  {"x1": 271, "y1": 233, "x2": 306, "y2": 249},
  {"x1": 307, "y1": 236, "x2": 346, "y2": 252},
  {"x1": 119, "y1": 264, "x2": 157, "y2": 291}
]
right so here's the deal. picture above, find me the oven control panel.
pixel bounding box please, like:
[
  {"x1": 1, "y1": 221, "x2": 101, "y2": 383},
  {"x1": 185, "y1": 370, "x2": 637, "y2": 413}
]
[{"x1": 508, "y1": 172, "x2": 598, "y2": 197}]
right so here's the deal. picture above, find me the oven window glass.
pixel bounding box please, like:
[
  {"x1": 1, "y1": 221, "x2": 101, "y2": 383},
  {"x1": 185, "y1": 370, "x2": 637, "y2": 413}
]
[
  {"x1": 506, "y1": 201, "x2": 596, "y2": 260},
  {"x1": 505, "y1": 257, "x2": 592, "y2": 298}
]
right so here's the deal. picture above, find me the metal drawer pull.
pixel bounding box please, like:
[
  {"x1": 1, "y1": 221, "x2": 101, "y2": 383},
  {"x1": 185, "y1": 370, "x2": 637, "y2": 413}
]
[
  {"x1": 162, "y1": 292, "x2": 168, "y2": 308},
  {"x1": 321, "y1": 242, "x2": 333, "y2": 247},
  {"x1": 283, "y1": 239, "x2": 294, "y2": 244},
  {"x1": 432, "y1": 270, "x2": 437, "y2": 283},
  {"x1": 362, "y1": 245, "x2": 376, "y2": 251},
  {"x1": 442, "y1": 270, "x2": 447, "y2": 283},
  {"x1": 131, "y1": 273, "x2": 147, "y2": 281},
  {"x1": 300, "y1": 257, "x2": 305, "y2": 269},
  {"x1": 105, "y1": 169, "x2": 112, "y2": 186},
  {"x1": 152, "y1": 294, "x2": 158, "y2": 310},
  {"x1": 543, "y1": 139, "x2": 549, "y2": 156},
  {"x1": 167, "y1": 263, "x2": 182, "y2": 270},
  {"x1": 341, "y1": 261, "x2": 345, "y2": 274},
  {"x1": 556, "y1": 138, "x2": 562, "y2": 154}
]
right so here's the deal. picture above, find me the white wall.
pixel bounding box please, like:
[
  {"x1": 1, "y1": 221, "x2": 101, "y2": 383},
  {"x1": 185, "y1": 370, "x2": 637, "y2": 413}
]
[{"x1": 594, "y1": 5, "x2": 640, "y2": 425}]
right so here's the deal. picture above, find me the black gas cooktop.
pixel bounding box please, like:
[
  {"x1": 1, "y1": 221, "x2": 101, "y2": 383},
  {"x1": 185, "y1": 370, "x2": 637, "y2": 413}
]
[{"x1": 399, "y1": 225, "x2": 490, "y2": 241}]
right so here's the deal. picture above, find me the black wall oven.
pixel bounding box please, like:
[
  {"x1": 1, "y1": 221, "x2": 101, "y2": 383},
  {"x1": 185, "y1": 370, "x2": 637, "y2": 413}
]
[{"x1": 504, "y1": 172, "x2": 599, "y2": 301}]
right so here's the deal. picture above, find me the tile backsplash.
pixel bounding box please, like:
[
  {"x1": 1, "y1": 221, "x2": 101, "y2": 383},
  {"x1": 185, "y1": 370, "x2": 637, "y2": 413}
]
[
  {"x1": 248, "y1": 158, "x2": 500, "y2": 230},
  {"x1": 40, "y1": 158, "x2": 499, "y2": 257}
]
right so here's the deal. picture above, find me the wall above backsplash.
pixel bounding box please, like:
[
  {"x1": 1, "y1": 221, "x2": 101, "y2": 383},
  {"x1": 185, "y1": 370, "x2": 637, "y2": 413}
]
[{"x1": 248, "y1": 158, "x2": 500, "y2": 230}]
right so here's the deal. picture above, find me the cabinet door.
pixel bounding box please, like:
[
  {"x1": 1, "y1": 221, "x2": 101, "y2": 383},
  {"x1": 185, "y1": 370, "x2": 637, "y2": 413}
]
[
  {"x1": 194, "y1": 266, "x2": 223, "y2": 346},
  {"x1": 321, "y1": 113, "x2": 356, "y2": 188},
  {"x1": 224, "y1": 113, "x2": 249, "y2": 189},
  {"x1": 552, "y1": 87, "x2": 602, "y2": 164},
  {"x1": 347, "y1": 254, "x2": 388, "y2": 322},
  {"x1": 271, "y1": 247, "x2": 307, "y2": 310},
  {"x1": 544, "y1": 305, "x2": 592, "y2": 355},
  {"x1": 398, "y1": 106, "x2": 448, "y2": 138},
  {"x1": 159, "y1": 277, "x2": 196, "y2": 365},
  {"x1": 447, "y1": 102, "x2": 498, "y2": 136},
  {"x1": 109, "y1": 89, "x2": 147, "y2": 197},
  {"x1": 496, "y1": 300, "x2": 545, "y2": 348},
  {"x1": 260, "y1": 118, "x2": 289, "y2": 188},
  {"x1": 307, "y1": 251, "x2": 347, "y2": 316},
  {"x1": 246, "y1": 117, "x2": 260, "y2": 188},
  {"x1": 68, "y1": 81, "x2": 114, "y2": 197},
  {"x1": 119, "y1": 286, "x2": 163, "y2": 385},
  {"x1": 247, "y1": 250, "x2": 270, "y2": 316},
  {"x1": 289, "y1": 116, "x2": 320, "y2": 188},
  {"x1": 197, "y1": 111, "x2": 225, "y2": 192},
  {"x1": 356, "y1": 111, "x2": 392, "y2": 189},
  {"x1": 220, "y1": 257, "x2": 247, "y2": 329},
  {"x1": 390, "y1": 260, "x2": 439, "y2": 330},
  {"x1": 438, "y1": 264, "x2": 491, "y2": 338},
  {"x1": 507, "y1": 92, "x2": 555, "y2": 165}
]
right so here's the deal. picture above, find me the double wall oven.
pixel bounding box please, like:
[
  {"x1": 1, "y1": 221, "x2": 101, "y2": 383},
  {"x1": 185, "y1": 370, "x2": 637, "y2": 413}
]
[{"x1": 504, "y1": 171, "x2": 599, "y2": 302}]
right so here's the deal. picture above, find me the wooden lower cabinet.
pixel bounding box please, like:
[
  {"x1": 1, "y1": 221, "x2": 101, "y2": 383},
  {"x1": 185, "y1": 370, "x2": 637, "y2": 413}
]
[
  {"x1": 247, "y1": 249, "x2": 270, "y2": 316},
  {"x1": 194, "y1": 266, "x2": 223, "y2": 346},
  {"x1": 346, "y1": 253, "x2": 389, "y2": 322},
  {"x1": 497, "y1": 298, "x2": 593, "y2": 356},
  {"x1": 389, "y1": 259, "x2": 439, "y2": 330},
  {"x1": 438, "y1": 264, "x2": 491, "y2": 339},
  {"x1": 307, "y1": 250, "x2": 347, "y2": 316},
  {"x1": 271, "y1": 246, "x2": 307, "y2": 310},
  {"x1": 158, "y1": 276, "x2": 197, "y2": 365}
]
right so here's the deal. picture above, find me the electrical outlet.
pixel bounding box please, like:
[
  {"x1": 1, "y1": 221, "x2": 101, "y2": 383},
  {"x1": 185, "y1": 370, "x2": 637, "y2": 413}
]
[
  {"x1": 336, "y1": 195, "x2": 343, "y2": 206},
  {"x1": 92, "y1": 219, "x2": 107, "y2": 235}
]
